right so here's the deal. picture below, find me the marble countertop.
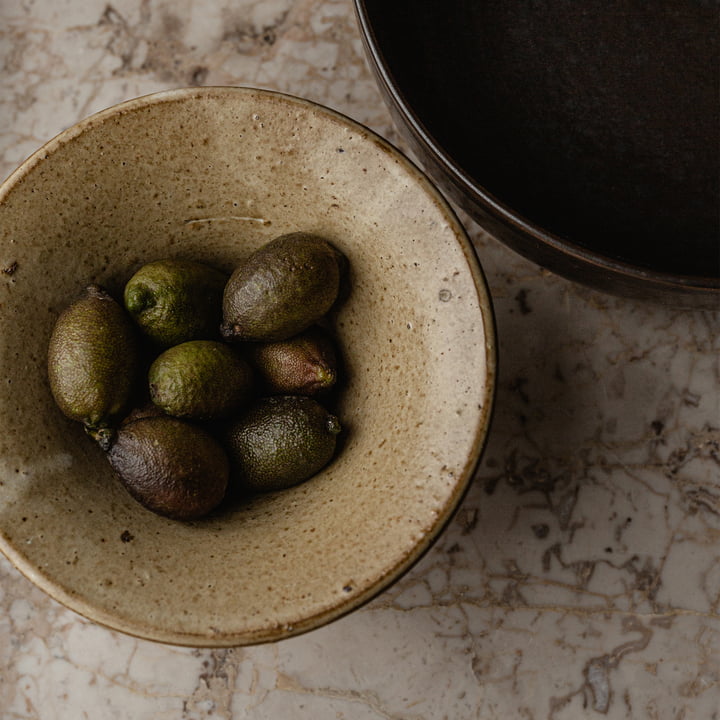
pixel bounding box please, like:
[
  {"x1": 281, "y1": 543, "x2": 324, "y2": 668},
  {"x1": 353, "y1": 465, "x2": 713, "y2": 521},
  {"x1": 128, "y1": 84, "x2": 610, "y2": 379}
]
[{"x1": 1, "y1": 1, "x2": 718, "y2": 718}]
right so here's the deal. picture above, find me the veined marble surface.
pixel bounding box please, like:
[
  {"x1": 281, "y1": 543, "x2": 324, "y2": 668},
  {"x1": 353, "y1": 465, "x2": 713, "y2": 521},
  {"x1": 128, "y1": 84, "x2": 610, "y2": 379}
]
[{"x1": 1, "y1": 1, "x2": 718, "y2": 718}]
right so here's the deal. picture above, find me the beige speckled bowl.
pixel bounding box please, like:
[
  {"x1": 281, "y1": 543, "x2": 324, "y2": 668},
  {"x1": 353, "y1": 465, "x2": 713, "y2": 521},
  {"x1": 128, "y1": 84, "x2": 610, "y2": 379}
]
[{"x1": 0, "y1": 87, "x2": 495, "y2": 646}]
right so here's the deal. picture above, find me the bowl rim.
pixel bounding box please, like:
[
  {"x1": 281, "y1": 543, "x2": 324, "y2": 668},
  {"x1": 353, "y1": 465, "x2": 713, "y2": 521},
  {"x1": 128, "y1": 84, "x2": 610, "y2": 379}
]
[
  {"x1": 0, "y1": 85, "x2": 497, "y2": 646},
  {"x1": 353, "y1": 0, "x2": 720, "y2": 306}
]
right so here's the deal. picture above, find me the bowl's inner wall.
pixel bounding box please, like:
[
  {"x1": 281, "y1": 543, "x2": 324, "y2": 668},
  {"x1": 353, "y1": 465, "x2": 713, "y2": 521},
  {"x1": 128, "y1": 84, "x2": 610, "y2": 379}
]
[
  {"x1": 364, "y1": 0, "x2": 720, "y2": 278},
  {"x1": 0, "y1": 89, "x2": 491, "y2": 643}
]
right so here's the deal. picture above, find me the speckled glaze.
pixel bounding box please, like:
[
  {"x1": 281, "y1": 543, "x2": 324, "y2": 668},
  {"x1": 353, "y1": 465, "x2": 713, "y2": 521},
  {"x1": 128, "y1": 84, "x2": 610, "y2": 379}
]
[{"x1": 0, "y1": 86, "x2": 495, "y2": 646}]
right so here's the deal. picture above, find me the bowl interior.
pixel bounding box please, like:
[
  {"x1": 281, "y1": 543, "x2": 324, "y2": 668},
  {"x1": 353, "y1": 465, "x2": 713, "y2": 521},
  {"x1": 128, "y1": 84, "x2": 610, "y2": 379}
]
[
  {"x1": 0, "y1": 87, "x2": 494, "y2": 645},
  {"x1": 358, "y1": 0, "x2": 720, "y2": 285}
]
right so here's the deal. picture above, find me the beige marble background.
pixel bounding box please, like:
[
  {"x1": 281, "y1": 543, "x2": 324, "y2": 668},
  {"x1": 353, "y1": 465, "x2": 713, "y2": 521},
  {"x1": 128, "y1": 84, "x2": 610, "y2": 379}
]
[{"x1": 1, "y1": 0, "x2": 719, "y2": 718}]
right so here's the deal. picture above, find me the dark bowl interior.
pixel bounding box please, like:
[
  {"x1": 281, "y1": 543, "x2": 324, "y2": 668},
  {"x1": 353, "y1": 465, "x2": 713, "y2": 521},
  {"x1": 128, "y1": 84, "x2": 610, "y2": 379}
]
[{"x1": 356, "y1": 0, "x2": 720, "y2": 305}]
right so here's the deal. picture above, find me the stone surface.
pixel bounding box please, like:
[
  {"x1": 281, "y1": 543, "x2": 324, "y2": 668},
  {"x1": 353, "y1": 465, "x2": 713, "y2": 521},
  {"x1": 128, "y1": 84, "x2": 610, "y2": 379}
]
[{"x1": 1, "y1": 0, "x2": 718, "y2": 718}]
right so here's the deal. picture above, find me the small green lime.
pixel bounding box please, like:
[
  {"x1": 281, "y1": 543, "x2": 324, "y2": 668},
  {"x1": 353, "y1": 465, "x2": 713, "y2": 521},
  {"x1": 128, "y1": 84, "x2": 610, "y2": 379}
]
[
  {"x1": 47, "y1": 284, "x2": 140, "y2": 440},
  {"x1": 224, "y1": 395, "x2": 342, "y2": 492},
  {"x1": 221, "y1": 233, "x2": 344, "y2": 342},
  {"x1": 247, "y1": 326, "x2": 338, "y2": 396},
  {"x1": 107, "y1": 415, "x2": 229, "y2": 520},
  {"x1": 124, "y1": 258, "x2": 227, "y2": 347},
  {"x1": 149, "y1": 340, "x2": 254, "y2": 420}
]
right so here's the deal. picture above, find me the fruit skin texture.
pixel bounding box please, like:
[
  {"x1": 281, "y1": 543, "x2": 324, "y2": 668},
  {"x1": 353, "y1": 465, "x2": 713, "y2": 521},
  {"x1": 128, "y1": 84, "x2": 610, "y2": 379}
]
[
  {"x1": 224, "y1": 395, "x2": 341, "y2": 492},
  {"x1": 149, "y1": 340, "x2": 254, "y2": 420},
  {"x1": 124, "y1": 259, "x2": 227, "y2": 348},
  {"x1": 221, "y1": 232, "x2": 343, "y2": 343},
  {"x1": 107, "y1": 415, "x2": 229, "y2": 520},
  {"x1": 247, "y1": 326, "x2": 338, "y2": 396},
  {"x1": 47, "y1": 284, "x2": 140, "y2": 437}
]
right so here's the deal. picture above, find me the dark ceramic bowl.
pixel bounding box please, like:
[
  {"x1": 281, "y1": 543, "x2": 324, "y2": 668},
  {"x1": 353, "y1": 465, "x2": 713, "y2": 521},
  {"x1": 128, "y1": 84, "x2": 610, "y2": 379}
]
[{"x1": 355, "y1": 0, "x2": 720, "y2": 308}]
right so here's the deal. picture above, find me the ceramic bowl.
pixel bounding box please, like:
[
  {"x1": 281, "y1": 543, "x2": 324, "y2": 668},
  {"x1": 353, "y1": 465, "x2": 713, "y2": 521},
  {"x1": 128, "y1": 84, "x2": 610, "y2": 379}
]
[
  {"x1": 0, "y1": 86, "x2": 496, "y2": 646},
  {"x1": 355, "y1": 0, "x2": 720, "y2": 308}
]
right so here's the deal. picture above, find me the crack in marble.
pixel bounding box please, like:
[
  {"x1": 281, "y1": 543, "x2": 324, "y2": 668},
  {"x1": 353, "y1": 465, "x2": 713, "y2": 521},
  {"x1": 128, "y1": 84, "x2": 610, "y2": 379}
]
[
  {"x1": 182, "y1": 648, "x2": 243, "y2": 719},
  {"x1": 274, "y1": 672, "x2": 414, "y2": 720},
  {"x1": 549, "y1": 617, "x2": 652, "y2": 717}
]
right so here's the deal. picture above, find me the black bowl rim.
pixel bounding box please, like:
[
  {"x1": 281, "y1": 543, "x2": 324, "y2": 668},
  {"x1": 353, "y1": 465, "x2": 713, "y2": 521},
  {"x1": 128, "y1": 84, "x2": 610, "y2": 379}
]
[{"x1": 354, "y1": 0, "x2": 720, "y2": 307}]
